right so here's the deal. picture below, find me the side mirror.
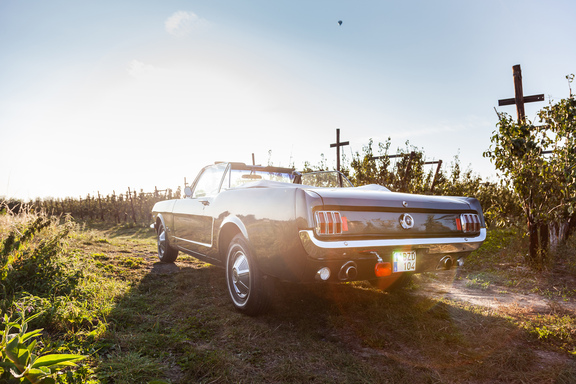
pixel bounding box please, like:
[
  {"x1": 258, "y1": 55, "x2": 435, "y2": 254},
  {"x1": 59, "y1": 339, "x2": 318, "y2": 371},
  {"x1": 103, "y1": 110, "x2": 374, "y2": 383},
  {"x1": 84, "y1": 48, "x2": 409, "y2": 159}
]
[{"x1": 184, "y1": 186, "x2": 193, "y2": 198}]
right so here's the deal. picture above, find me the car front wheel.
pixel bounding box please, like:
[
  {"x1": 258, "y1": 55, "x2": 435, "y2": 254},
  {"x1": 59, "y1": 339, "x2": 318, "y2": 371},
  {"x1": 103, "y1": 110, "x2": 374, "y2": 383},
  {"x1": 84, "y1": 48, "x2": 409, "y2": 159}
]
[
  {"x1": 226, "y1": 234, "x2": 269, "y2": 316},
  {"x1": 157, "y1": 222, "x2": 178, "y2": 263}
]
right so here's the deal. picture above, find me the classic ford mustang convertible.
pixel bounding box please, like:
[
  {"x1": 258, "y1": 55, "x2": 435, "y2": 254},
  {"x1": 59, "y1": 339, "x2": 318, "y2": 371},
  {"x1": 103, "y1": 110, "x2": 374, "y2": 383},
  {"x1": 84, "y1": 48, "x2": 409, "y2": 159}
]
[{"x1": 152, "y1": 162, "x2": 485, "y2": 315}]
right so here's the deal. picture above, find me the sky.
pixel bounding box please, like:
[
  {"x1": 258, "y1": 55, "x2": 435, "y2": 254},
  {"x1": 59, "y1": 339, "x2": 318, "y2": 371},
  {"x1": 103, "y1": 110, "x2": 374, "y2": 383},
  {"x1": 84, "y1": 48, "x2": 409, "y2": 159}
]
[{"x1": 1, "y1": 0, "x2": 575, "y2": 200}]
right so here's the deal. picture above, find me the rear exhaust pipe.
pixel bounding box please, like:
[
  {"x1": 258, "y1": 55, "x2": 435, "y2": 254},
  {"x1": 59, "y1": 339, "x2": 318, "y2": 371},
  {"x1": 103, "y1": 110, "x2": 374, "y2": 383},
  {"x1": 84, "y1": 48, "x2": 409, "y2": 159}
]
[
  {"x1": 438, "y1": 256, "x2": 453, "y2": 270},
  {"x1": 339, "y1": 261, "x2": 358, "y2": 281}
]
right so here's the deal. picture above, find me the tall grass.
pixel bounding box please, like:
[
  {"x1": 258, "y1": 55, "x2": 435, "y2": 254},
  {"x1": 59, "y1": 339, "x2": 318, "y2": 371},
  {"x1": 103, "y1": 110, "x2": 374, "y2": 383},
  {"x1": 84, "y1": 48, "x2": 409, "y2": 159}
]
[{"x1": 0, "y1": 206, "x2": 130, "y2": 383}]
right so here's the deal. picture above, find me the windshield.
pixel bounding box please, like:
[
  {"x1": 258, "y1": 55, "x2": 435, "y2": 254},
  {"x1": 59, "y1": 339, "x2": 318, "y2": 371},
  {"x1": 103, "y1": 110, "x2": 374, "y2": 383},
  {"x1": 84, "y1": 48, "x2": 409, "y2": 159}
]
[
  {"x1": 301, "y1": 171, "x2": 354, "y2": 188},
  {"x1": 223, "y1": 169, "x2": 296, "y2": 189}
]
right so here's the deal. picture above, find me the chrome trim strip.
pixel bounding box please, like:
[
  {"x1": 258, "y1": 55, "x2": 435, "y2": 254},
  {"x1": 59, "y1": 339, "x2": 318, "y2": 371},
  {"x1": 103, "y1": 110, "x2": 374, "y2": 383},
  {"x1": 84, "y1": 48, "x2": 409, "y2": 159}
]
[
  {"x1": 174, "y1": 236, "x2": 212, "y2": 248},
  {"x1": 299, "y1": 228, "x2": 487, "y2": 249}
]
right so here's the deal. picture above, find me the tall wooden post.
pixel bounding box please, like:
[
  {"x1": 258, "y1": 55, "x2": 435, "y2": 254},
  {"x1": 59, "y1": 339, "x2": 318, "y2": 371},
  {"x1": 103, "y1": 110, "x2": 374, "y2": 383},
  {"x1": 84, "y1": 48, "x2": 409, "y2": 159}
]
[
  {"x1": 128, "y1": 187, "x2": 137, "y2": 223},
  {"x1": 498, "y1": 64, "x2": 544, "y2": 123},
  {"x1": 97, "y1": 191, "x2": 104, "y2": 221},
  {"x1": 425, "y1": 160, "x2": 443, "y2": 192},
  {"x1": 330, "y1": 128, "x2": 349, "y2": 173},
  {"x1": 513, "y1": 65, "x2": 526, "y2": 122},
  {"x1": 401, "y1": 151, "x2": 416, "y2": 191}
]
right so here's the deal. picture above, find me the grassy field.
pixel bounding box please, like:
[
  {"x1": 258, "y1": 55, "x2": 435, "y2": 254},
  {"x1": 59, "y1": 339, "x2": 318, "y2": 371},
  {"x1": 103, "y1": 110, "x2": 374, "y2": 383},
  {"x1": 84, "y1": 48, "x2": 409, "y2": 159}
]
[{"x1": 1, "y1": 214, "x2": 576, "y2": 383}]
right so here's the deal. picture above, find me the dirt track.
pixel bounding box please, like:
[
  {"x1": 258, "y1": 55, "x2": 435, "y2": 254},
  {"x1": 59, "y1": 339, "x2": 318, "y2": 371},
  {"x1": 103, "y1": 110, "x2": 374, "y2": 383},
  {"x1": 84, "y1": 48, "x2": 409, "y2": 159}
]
[{"x1": 418, "y1": 270, "x2": 576, "y2": 314}]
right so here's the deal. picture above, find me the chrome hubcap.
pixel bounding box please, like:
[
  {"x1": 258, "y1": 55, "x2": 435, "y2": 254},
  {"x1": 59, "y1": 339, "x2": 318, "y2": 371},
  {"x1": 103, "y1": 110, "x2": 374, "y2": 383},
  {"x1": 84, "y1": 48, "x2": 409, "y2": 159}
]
[
  {"x1": 231, "y1": 251, "x2": 250, "y2": 300},
  {"x1": 158, "y1": 228, "x2": 166, "y2": 257}
]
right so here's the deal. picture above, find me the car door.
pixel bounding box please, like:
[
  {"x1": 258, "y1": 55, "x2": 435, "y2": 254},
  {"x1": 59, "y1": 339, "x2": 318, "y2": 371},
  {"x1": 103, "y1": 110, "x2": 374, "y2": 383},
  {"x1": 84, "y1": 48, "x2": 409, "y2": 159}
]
[{"x1": 173, "y1": 163, "x2": 227, "y2": 255}]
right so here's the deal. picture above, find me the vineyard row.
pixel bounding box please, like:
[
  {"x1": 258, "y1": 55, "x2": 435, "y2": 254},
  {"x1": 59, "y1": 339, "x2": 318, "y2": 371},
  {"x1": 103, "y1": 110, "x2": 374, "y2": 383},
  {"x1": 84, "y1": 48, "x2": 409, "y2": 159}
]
[{"x1": 2, "y1": 187, "x2": 182, "y2": 225}]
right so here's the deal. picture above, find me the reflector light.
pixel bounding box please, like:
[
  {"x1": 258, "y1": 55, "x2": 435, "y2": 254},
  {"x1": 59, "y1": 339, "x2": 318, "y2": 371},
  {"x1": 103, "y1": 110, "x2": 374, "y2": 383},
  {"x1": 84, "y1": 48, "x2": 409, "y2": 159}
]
[
  {"x1": 375, "y1": 262, "x2": 392, "y2": 277},
  {"x1": 315, "y1": 211, "x2": 344, "y2": 235},
  {"x1": 459, "y1": 214, "x2": 481, "y2": 233},
  {"x1": 316, "y1": 267, "x2": 331, "y2": 281},
  {"x1": 341, "y1": 216, "x2": 349, "y2": 231}
]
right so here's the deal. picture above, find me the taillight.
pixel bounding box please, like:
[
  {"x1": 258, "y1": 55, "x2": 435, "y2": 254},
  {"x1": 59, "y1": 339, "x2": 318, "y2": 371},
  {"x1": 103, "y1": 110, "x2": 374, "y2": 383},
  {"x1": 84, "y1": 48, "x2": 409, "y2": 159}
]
[
  {"x1": 315, "y1": 211, "x2": 343, "y2": 235},
  {"x1": 457, "y1": 214, "x2": 481, "y2": 233}
]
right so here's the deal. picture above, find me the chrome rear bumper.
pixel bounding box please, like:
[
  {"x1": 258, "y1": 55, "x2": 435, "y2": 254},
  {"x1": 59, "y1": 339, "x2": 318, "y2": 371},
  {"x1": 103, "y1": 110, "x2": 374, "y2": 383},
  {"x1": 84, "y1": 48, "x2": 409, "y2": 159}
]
[{"x1": 298, "y1": 228, "x2": 486, "y2": 260}]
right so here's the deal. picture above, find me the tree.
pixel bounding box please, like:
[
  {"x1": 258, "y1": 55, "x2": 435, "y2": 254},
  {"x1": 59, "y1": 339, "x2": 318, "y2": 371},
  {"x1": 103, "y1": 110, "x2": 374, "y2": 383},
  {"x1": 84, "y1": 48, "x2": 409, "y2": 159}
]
[
  {"x1": 348, "y1": 139, "x2": 394, "y2": 188},
  {"x1": 484, "y1": 74, "x2": 576, "y2": 267},
  {"x1": 484, "y1": 114, "x2": 552, "y2": 266},
  {"x1": 537, "y1": 81, "x2": 576, "y2": 244}
]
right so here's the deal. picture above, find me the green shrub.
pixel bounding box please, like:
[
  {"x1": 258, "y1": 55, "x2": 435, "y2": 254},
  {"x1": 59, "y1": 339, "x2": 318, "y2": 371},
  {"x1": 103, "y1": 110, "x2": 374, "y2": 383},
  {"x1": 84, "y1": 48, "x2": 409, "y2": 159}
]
[
  {"x1": 0, "y1": 212, "x2": 102, "y2": 382},
  {"x1": 0, "y1": 306, "x2": 86, "y2": 383},
  {"x1": 1, "y1": 216, "x2": 81, "y2": 308}
]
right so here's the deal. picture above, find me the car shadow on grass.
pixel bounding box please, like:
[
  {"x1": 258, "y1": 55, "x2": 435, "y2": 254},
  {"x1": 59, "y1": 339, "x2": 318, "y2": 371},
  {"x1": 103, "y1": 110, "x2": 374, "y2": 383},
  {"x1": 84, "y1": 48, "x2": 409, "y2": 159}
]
[{"x1": 99, "y1": 260, "x2": 576, "y2": 384}]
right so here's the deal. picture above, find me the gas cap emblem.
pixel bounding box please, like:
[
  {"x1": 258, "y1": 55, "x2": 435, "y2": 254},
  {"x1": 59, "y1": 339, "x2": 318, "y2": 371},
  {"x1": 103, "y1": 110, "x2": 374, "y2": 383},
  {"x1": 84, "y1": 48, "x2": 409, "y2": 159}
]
[{"x1": 399, "y1": 213, "x2": 414, "y2": 229}]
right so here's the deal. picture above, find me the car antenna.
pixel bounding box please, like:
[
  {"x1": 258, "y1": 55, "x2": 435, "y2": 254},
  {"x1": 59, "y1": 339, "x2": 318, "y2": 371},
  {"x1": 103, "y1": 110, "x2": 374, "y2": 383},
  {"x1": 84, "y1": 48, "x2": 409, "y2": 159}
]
[{"x1": 249, "y1": 153, "x2": 257, "y2": 176}]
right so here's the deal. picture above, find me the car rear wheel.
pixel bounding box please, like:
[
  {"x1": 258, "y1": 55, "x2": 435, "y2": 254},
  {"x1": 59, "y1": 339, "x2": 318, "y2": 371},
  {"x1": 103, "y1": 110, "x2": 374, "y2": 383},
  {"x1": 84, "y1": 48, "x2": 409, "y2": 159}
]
[
  {"x1": 157, "y1": 222, "x2": 178, "y2": 263},
  {"x1": 369, "y1": 272, "x2": 413, "y2": 291},
  {"x1": 226, "y1": 234, "x2": 269, "y2": 316}
]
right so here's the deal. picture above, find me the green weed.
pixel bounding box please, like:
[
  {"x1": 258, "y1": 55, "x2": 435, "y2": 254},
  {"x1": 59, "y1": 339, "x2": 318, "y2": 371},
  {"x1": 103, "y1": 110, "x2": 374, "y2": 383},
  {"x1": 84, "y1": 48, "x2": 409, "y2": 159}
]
[
  {"x1": 0, "y1": 306, "x2": 86, "y2": 383},
  {"x1": 97, "y1": 352, "x2": 164, "y2": 383}
]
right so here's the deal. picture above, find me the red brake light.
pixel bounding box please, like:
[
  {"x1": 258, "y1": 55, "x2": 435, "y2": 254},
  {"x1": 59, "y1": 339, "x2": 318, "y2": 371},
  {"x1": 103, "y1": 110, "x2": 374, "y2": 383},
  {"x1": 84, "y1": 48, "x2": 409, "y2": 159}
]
[
  {"x1": 459, "y1": 214, "x2": 481, "y2": 233},
  {"x1": 315, "y1": 211, "x2": 343, "y2": 235}
]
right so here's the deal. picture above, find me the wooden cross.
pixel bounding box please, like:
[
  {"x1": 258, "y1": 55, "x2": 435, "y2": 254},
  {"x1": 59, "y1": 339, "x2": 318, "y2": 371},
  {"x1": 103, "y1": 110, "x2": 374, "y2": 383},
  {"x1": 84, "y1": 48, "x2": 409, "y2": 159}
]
[
  {"x1": 498, "y1": 64, "x2": 544, "y2": 123},
  {"x1": 330, "y1": 128, "x2": 349, "y2": 172},
  {"x1": 424, "y1": 160, "x2": 443, "y2": 192}
]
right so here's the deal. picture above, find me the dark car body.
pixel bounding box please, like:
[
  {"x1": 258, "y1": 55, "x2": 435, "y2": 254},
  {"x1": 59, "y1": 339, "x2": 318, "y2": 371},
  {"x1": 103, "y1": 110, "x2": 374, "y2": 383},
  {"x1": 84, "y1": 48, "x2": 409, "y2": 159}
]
[{"x1": 152, "y1": 162, "x2": 485, "y2": 315}]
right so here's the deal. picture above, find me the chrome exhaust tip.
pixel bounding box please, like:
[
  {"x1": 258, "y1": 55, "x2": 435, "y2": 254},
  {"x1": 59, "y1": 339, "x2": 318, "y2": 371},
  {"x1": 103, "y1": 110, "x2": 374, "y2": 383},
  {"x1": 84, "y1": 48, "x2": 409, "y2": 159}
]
[
  {"x1": 339, "y1": 261, "x2": 358, "y2": 281},
  {"x1": 438, "y1": 256, "x2": 453, "y2": 270}
]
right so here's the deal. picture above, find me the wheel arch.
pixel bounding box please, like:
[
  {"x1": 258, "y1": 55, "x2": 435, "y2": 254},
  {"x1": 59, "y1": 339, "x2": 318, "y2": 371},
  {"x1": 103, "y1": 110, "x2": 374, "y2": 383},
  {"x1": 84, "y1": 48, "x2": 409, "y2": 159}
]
[
  {"x1": 154, "y1": 213, "x2": 166, "y2": 234},
  {"x1": 218, "y1": 216, "x2": 248, "y2": 262}
]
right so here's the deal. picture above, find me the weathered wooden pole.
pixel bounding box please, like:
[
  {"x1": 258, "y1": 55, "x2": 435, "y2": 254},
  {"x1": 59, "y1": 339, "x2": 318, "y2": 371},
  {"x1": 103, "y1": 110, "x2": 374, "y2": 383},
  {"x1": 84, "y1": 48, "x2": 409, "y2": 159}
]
[
  {"x1": 401, "y1": 151, "x2": 416, "y2": 191},
  {"x1": 97, "y1": 191, "x2": 104, "y2": 221},
  {"x1": 128, "y1": 187, "x2": 137, "y2": 223},
  {"x1": 330, "y1": 128, "x2": 349, "y2": 173},
  {"x1": 425, "y1": 160, "x2": 443, "y2": 192},
  {"x1": 513, "y1": 65, "x2": 526, "y2": 122},
  {"x1": 498, "y1": 64, "x2": 544, "y2": 123}
]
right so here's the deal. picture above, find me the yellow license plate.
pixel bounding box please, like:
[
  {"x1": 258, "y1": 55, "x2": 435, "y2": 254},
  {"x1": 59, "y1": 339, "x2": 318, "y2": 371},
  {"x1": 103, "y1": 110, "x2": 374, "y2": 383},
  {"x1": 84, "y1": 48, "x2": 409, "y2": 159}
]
[{"x1": 393, "y1": 251, "x2": 416, "y2": 272}]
